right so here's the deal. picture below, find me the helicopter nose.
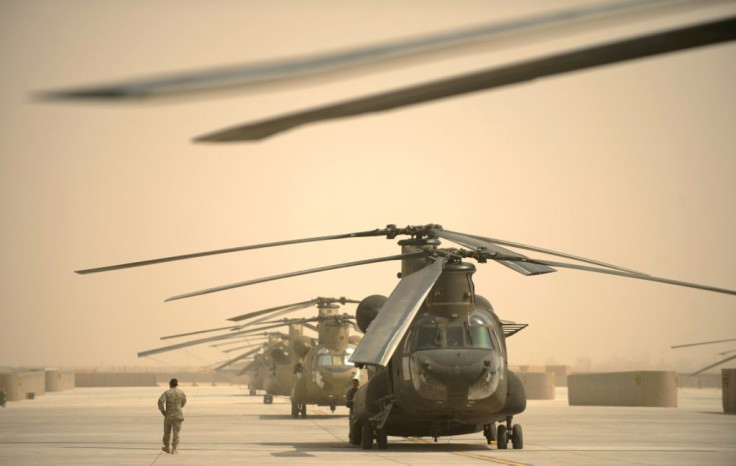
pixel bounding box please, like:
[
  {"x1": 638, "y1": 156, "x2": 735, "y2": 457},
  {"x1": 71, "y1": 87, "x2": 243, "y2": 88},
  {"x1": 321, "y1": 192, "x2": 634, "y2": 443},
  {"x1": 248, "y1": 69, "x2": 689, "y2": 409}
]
[
  {"x1": 415, "y1": 349, "x2": 491, "y2": 386},
  {"x1": 317, "y1": 365, "x2": 355, "y2": 391}
]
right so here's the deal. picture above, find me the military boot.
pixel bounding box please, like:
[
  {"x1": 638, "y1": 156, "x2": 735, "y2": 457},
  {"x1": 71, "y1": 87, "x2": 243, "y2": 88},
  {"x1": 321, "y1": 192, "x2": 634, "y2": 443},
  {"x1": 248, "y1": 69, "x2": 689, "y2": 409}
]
[
  {"x1": 171, "y1": 448, "x2": 178, "y2": 455},
  {"x1": 161, "y1": 445, "x2": 170, "y2": 454}
]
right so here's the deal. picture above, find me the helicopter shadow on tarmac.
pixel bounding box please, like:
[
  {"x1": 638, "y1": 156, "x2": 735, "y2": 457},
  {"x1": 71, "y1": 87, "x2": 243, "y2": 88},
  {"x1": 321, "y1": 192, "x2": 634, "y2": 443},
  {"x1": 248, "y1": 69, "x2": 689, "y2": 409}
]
[{"x1": 262, "y1": 440, "x2": 497, "y2": 454}]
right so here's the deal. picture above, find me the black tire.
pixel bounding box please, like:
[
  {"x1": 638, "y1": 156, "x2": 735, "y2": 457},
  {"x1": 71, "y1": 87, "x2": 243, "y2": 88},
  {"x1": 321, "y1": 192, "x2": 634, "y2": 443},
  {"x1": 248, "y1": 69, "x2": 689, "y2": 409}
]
[
  {"x1": 330, "y1": 403, "x2": 336, "y2": 413},
  {"x1": 361, "y1": 422, "x2": 373, "y2": 450},
  {"x1": 497, "y1": 425, "x2": 508, "y2": 450},
  {"x1": 483, "y1": 424, "x2": 495, "y2": 444},
  {"x1": 511, "y1": 424, "x2": 523, "y2": 450},
  {"x1": 300, "y1": 403, "x2": 307, "y2": 418},
  {"x1": 349, "y1": 419, "x2": 362, "y2": 445},
  {"x1": 291, "y1": 400, "x2": 299, "y2": 418},
  {"x1": 376, "y1": 428, "x2": 388, "y2": 450}
]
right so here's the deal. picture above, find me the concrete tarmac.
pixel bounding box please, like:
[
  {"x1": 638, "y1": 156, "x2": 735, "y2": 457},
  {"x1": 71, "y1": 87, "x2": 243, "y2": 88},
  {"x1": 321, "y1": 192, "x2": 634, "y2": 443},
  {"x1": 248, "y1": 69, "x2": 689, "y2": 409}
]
[{"x1": 0, "y1": 385, "x2": 734, "y2": 465}]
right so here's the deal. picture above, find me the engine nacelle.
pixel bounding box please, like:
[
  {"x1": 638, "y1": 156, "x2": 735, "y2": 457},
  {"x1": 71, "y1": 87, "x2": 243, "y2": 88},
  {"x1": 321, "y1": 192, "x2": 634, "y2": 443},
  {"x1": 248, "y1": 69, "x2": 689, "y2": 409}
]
[
  {"x1": 292, "y1": 335, "x2": 314, "y2": 359},
  {"x1": 355, "y1": 294, "x2": 387, "y2": 333}
]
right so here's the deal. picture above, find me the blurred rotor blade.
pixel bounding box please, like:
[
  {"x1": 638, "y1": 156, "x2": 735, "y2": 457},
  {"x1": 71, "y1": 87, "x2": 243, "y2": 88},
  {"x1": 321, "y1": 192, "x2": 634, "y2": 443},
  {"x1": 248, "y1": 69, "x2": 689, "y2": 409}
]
[
  {"x1": 228, "y1": 300, "x2": 317, "y2": 322},
  {"x1": 457, "y1": 230, "x2": 648, "y2": 275},
  {"x1": 38, "y1": 0, "x2": 705, "y2": 101},
  {"x1": 75, "y1": 229, "x2": 385, "y2": 274},
  {"x1": 350, "y1": 258, "x2": 446, "y2": 366},
  {"x1": 517, "y1": 257, "x2": 736, "y2": 296},
  {"x1": 211, "y1": 335, "x2": 266, "y2": 349},
  {"x1": 195, "y1": 16, "x2": 736, "y2": 142},
  {"x1": 165, "y1": 251, "x2": 425, "y2": 302},
  {"x1": 244, "y1": 304, "x2": 316, "y2": 326},
  {"x1": 214, "y1": 346, "x2": 263, "y2": 371},
  {"x1": 690, "y1": 354, "x2": 736, "y2": 375},
  {"x1": 672, "y1": 338, "x2": 736, "y2": 349},
  {"x1": 259, "y1": 316, "x2": 320, "y2": 325},
  {"x1": 161, "y1": 325, "x2": 242, "y2": 340},
  {"x1": 431, "y1": 228, "x2": 555, "y2": 275}
]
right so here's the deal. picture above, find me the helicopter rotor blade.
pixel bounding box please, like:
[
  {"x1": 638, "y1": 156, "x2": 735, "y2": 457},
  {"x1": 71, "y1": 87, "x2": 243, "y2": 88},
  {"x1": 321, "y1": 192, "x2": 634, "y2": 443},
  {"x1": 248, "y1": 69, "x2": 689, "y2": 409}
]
[
  {"x1": 517, "y1": 257, "x2": 736, "y2": 296},
  {"x1": 454, "y1": 230, "x2": 649, "y2": 276},
  {"x1": 214, "y1": 346, "x2": 263, "y2": 371},
  {"x1": 138, "y1": 329, "x2": 256, "y2": 358},
  {"x1": 690, "y1": 354, "x2": 736, "y2": 376},
  {"x1": 222, "y1": 342, "x2": 264, "y2": 354},
  {"x1": 431, "y1": 228, "x2": 555, "y2": 276},
  {"x1": 37, "y1": 0, "x2": 724, "y2": 101},
  {"x1": 160, "y1": 325, "x2": 242, "y2": 340},
  {"x1": 75, "y1": 229, "x2": 385, "y2": 275},
  {"x1": 350, "y1": 257, "x2": 446, "y2": 367},
  {"x1": 228, "y1": 300, "x2": 317, "y2": 322},
  {"x1": 194, "y1": 16, "x2": 736, "y2": 142},
  {"x1": 303, "y1": 323, "x2": 319, "y2": 332},
  {"x1": 671, "y1": 338, "x2": 736, "y2": 349},
  {"x1": 165, "y1": 251, "x2": 425, "y2": 302}
]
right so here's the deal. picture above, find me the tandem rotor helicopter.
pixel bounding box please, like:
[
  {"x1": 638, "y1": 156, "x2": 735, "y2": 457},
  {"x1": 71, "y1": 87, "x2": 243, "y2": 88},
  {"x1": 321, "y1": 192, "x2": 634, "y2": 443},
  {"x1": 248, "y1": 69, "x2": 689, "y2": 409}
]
[{"x1": 76, "y1": 224, "x2": 736, "y2": 449}]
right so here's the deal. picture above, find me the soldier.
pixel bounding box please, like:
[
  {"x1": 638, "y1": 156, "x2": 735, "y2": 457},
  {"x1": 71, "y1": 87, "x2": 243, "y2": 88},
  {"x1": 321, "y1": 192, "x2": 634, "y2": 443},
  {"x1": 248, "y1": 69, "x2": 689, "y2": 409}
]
[{"x1": 158, "y1": 378, "x2": 187, "y2": 455}]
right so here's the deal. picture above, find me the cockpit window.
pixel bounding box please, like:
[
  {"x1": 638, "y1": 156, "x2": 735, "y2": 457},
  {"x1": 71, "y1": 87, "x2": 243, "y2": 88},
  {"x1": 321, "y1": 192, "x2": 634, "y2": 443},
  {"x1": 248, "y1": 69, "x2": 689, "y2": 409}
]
[
  {"x1": 468, "y1": 326, "x2": 494, "y2": 349},
  {"x1": 317, "y1": 354, "x2": 333, "y2": 366},
  {"x1": 415, "y1": 326, "x2": 440, "y2": 349},
  {"x1": 445, "y1": 326, "x2": 464, "y2": 347}
]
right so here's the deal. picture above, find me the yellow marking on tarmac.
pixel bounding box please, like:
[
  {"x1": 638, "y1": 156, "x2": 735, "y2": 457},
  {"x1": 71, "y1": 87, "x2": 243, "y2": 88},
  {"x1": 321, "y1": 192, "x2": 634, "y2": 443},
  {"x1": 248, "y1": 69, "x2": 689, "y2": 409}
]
[{"x1": 408, "y1": 437, "x2": 525, "y2": 466}]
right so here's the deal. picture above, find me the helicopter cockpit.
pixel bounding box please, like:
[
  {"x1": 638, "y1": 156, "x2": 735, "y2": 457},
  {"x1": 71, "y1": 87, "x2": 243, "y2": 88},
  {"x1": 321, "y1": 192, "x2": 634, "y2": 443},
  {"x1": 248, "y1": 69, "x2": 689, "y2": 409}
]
[{"x1": 411, "y1": 314, "x2": 499, "y2": 351}]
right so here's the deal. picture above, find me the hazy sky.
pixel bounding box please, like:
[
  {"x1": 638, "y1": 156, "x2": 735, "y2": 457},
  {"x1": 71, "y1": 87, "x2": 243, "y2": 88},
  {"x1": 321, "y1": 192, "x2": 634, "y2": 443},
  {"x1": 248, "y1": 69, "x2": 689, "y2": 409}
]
[{"x1": 1, "y1": 0, "x2": 734, "y2": 372}]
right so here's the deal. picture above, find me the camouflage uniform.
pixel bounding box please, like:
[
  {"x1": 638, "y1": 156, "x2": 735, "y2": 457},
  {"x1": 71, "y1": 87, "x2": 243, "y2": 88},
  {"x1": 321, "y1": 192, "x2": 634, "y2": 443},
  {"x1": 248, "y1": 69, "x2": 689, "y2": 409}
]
[{"x1": 158, "y1": 387, "x2": 187, "y2": 450}]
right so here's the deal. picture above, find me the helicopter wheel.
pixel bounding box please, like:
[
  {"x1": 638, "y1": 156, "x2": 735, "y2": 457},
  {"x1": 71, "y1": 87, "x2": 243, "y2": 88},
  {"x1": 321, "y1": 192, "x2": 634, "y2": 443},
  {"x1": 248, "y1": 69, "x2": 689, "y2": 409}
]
[
  {"x1": 249, "y1": 388, "x2": 256, "y2": 396},
  {"x1": 291, "y1": 400, "x2": 299, "y2": 418},
  {"x1": 349, "y1": 418, "x2": 362, "y2": 445},
  {"x1": 263, "y1": 394, "x2": 272, "y2": 404},
  {"x1": 330, "y1": 403, "x2": 336, "y2": 413},
  {"x1": 483, "y1": 423, "x2": 495, "y2": 444},
  {"x1": 376, "y1": 428, "x2": 388, "y2": 450},
  {"x1": 361, "y1": 422, "x2": 373, "y2": 450},
  {"x1": 497, "y1": 424, "x2": 508, "y2": 450},
  {"x1": 511, "y1": 424, "x2": 523, "y2": 449},
  {"x1": 300, "y1": 403, "x2": 307, "y2": 418}
]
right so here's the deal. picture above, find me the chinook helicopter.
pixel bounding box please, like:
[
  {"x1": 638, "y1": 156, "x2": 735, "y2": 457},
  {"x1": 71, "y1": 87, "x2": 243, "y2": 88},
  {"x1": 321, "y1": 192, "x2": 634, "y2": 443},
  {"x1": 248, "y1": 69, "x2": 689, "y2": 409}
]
[
  {"x1": 75, "y1": 224, "x2": 736, "y2": 449},
  {"x1": 227, "y1": 296, "x2": 365, "y2": 411}
]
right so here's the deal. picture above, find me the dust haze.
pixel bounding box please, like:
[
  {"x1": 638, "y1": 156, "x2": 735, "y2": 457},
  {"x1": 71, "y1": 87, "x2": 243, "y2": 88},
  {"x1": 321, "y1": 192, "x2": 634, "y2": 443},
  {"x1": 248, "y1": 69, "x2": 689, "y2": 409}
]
[{"x1": 1, "y1": 0, "x2": 734, "y2": 374}]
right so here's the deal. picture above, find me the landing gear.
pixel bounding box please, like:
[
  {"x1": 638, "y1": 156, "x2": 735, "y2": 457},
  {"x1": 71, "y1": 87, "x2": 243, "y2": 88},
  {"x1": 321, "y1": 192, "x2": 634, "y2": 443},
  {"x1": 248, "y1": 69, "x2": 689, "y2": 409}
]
[
  {"x1": 348, "y1": 418, "x2": 362, "y2": 445},
  {"x1": 496, "y1": 416, "x2": 523, "y2": 450},
  {"x1": 483, "y1": 423, "x2": 496, "y2": 444},
  {"x1": 376, "y1": 428, "x2": 388, "y2": 450},
  {"x1": 329, "y1": 402, "x2": 336, "y2": 413},
  {"x1": 249, "y1": 387, "x2": 256, "y2": 396},
  {"x1": 290, "y1": 400, "x2": 306, "y2": 418},
  {"x1": 263, "y1": 394, "x2": 273, "y2": 404},
  {"x1": 361, "y1": 421, "x2": 373, "y2": 449}
]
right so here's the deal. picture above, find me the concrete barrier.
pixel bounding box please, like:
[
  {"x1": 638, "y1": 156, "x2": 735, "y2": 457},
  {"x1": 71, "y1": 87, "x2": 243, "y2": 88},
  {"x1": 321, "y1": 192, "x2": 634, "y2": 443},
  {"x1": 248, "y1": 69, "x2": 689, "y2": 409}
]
[
  {"x1": 723, "y1": 369, "x2": 736, "y2": 414},
  {"x1": 45, "y1": 370, "x2": 75, "y2": 392},
  {"x1": 0, "y1": 370, "x2": 46, "y2": 402},
  {"x1": 75, "y1": 372, "x2": 157, "y2": 387},
  {"x1": 517, "y1": 372, "x2": 555, "y2": 399},
  {"x1": 546, "y1": 365, "x2": 571, "y2": 387},
  {"x1": 568, "y1": 371, "x2": 677, "y2": 407}
]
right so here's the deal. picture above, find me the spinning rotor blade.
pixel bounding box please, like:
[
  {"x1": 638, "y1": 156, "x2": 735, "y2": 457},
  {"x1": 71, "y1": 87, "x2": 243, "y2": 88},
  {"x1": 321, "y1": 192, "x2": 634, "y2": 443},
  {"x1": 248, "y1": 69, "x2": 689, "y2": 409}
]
[
  {"x1": 456, "y1": 231, "x2": 648, "y2": 276},
  {"x1": 222, "y1": 343, "x2": 263, "y2": 354},
  {"x1": 214, "y1": 346, "x2": 262, "y2": 371},
  {"x1": 431, "y1": 229, "x2": 555, "y2": 276},
  {"x1": 161, "y1": 325, "x2": 242, "y2": 340},
  {"x1": 75, "y1": 229, "x2": 384, "y2": 274},
  {"x1": 39, "y1": 0, "x2": 722, "y2": 101},
  {"x1": 690, "y1": 354, "x2": 736, "y2": 375},
  {"x1": 672, "y1": 338, "x2": 736, "y2": 349},
  {"x1": 350, "y1": 257, "x2": 446, "y2": 367},
  {"x1": 518, "y1": 258, "x2": 736, "y2": 296},
  {"x1": 165, "y1": 251, "x2": 424, "y2": 302},
  {"x1": 195, "y1": 16, "x2": 736, "y2": 142}
]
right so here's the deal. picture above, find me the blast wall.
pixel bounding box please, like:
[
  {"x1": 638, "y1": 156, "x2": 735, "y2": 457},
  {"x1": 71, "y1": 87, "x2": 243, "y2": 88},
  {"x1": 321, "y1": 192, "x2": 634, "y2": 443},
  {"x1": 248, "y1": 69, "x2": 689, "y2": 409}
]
[
  {"x1": 723, "y1": 369, "x2": 736, "y2": 414},
  {"x1": 568, "y1": 371, "x2": 677, "y2": 407},
  {"x1": 0, "y1": 371, "x2": 46, "y2": 401},
  {"x1": 517, "y1": 372, "x2": 555, "y2": 399},
  {"x1": 75, "y1": 372, "x2": 157, "y2": 387},
  {"x1": 45, "y1": 370, "x2": 75, "y2": 392}
]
